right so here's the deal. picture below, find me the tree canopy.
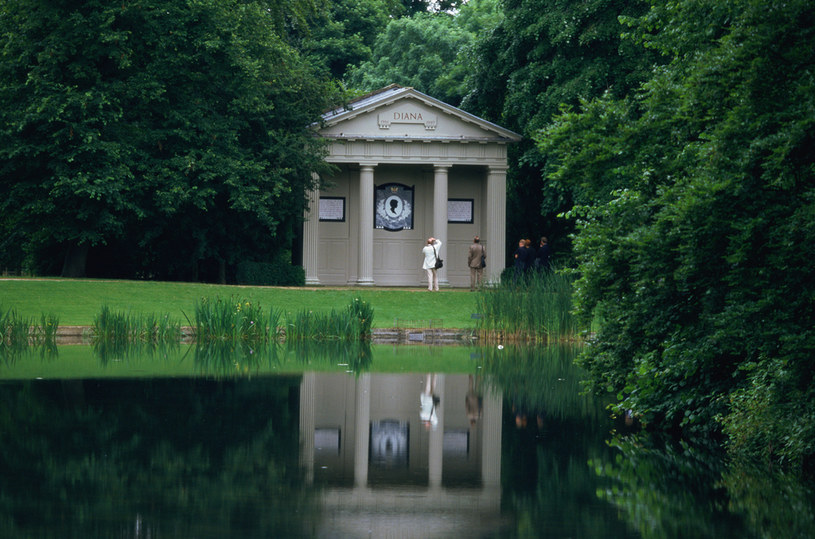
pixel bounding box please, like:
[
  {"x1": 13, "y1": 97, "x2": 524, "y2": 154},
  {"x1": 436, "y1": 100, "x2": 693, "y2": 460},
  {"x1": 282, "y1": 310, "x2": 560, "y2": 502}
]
[
  {"x1": 0, "y1": 0, "x2": 341, "y2": 279},
  {"x1": 462, "y1": 0, "x2": 659, "y2": 265},
  {"x1": 300, "y1": 0, "x2": 398, "y2": 79},
  {"x1": 344, "y1": 0, "x2": 502, "y2": 107},
  {"x1": 540, "y1": 0, "x2": 815, "y2": 472}
]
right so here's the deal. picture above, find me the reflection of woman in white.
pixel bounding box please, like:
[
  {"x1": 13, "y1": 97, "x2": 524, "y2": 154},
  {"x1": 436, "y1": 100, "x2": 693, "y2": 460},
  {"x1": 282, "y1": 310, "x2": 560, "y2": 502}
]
[
  {"x1": 421, "y1": 237, "x2": 442, "y2": 291},
  {"x1": 420, "y1": 373, "x2": 440, "y2": 429}
]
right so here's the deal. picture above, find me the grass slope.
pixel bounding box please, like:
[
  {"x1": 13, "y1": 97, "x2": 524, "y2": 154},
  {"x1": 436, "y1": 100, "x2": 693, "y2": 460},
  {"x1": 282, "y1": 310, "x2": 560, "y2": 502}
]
[{"x1": 0, "y1": 278, "x2": 479, "y2": 328}]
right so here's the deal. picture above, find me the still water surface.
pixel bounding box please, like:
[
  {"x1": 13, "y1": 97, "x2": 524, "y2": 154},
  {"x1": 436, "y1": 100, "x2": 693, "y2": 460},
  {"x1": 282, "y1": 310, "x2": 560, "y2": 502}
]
[{"x1": 0, "y1": 343, "x2": 812, "y2": 538}]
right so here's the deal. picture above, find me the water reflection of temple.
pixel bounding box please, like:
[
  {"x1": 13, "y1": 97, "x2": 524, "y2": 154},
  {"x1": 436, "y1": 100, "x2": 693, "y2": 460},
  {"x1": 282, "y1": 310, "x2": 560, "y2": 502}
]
[{"x1": 300, "y1": 372, "x2": 505, "y2": 537}]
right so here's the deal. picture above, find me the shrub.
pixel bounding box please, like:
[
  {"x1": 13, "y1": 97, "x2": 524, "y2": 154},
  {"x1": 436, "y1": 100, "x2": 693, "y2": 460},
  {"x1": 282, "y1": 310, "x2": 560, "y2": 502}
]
[{"x1": 236, "y1": 259, "x2": 305, "y2": 287}]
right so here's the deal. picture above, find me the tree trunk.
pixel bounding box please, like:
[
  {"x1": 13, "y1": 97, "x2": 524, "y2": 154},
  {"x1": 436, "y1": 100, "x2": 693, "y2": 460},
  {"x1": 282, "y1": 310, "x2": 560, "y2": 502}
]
[
  {"x1": 218, "y1": 258, "x2": 226, "y2": 284},
  {"x1": 61, "y1": 243, "x2": 89, "y2": 278},
  {"x1": 291, "y1": 218, "x2": 303, "y2": 267}
]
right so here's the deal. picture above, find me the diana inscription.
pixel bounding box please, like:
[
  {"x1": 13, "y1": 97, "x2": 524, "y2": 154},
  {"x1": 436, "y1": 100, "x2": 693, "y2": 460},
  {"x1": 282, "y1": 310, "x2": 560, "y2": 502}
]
[{"x1": 378, "y1": 109, "x2": 437, "y2": 131}]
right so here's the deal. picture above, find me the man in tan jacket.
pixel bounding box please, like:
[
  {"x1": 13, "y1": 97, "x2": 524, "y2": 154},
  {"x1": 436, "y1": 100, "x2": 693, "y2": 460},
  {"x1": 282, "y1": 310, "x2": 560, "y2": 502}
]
[{"x1": 467, "y1": 236, "x2": 486, "y2": 291}]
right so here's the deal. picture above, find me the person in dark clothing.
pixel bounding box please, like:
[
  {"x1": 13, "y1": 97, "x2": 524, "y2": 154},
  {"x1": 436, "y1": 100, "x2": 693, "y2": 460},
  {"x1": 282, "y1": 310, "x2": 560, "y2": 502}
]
[
  {"x1": 523, "y1": 239, "x2": 535, "y2": 273},
  {"x1": 534, "y1": 236, "x2": 551, "y2": 271},
  {"x1": 513, "y1": 239, "x2": 532, "y2": 279}
]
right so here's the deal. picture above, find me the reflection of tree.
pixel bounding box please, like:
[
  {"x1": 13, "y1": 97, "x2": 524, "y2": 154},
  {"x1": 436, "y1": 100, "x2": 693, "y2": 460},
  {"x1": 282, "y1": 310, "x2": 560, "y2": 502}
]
[
  {"x1": 595, "y1": 433, "x2": 758, "y2": 539},
  {"x1": 722, "y1": 462, "x2": 815, "y2": 538},
  {"x1": 480, "y1": 344, "x2": 606, "y2": 423},
  {"x1": 0, "y1": 377, "x2": 315, "y2": 537},
  {"x1": 488, "y1": 344, "x2": 632, "y2": 537}
]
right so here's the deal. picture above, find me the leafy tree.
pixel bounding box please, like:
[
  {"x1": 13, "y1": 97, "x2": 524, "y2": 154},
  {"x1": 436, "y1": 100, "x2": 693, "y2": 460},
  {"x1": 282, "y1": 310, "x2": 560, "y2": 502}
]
[
  {"x1": 541, "y1": 0, "x2": 815, "y2": 473},
  {"x1": 400, "y1": 0, "x2": 464, "y2": 15},
  {"x1": 345, "y1": 0, "x2": 502, "y2": 106},
  {"x1": 462, "y1": 0, "x2": 658, "y2": 265},
  {"x1": 301, "y1": 0, "x2": 398, "y2": 79},
  {"x1": 0, "y1": 0, "x2": 340, "y2": 279}
]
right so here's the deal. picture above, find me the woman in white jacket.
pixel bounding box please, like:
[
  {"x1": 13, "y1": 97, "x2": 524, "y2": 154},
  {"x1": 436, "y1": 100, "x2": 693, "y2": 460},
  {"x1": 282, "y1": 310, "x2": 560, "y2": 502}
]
[{"x1": 421, "y1": 237, "x2": 442, "y2": 291}]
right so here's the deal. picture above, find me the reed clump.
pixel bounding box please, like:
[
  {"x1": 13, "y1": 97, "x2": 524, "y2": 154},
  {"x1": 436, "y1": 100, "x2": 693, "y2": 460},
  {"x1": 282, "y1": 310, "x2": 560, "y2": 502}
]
[
  {"x1": 32, "y1": 313, "x2": 60, "y2": 346},
  {"x1": 192, "y1": 296, "x2": 282, "y2": 343},
  {"x1": 285, "y1": 297, "x2": 373, "y2": 342},
  {"x1": 93, "y1": 305, "x2": 182, "y2": 344},
  {"x1": 0, "y1": 306, "x2": 59, "y2": 350},
  {"x1": 474, "y1": 270, "x2": 582, "y2": 343}
]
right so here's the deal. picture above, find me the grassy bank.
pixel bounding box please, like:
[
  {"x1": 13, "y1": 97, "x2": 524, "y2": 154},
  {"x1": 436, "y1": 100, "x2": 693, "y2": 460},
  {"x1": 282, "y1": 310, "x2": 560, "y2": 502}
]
[{"x1": 0, "y1": 278, "x2": 479, "y2": 328}]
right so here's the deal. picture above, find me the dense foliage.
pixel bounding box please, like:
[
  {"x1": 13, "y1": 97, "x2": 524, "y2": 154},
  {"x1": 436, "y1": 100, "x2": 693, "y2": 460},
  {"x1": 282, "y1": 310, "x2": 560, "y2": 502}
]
[
  {"x1": 0, "y1": 0, "x2": 341, "y2": 280},
  {"x1": 300, "y1": 0, "x2": 398, "y2": 79},
  {"x1": 540, "y1": 0, "x2": 815, "y2": 475},
  {"x1": 462, "y1": 0, "x2": 659, "y2": 265},
  {"x1": 345, "y1": 0, "x2": 502, "y2": 106}
]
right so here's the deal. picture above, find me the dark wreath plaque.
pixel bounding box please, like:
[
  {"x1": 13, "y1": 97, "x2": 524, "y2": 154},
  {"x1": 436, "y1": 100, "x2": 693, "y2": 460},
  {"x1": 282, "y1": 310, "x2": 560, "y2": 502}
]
[{"x1": 375, "y1": 183, "x2": 414, "y2": 231}]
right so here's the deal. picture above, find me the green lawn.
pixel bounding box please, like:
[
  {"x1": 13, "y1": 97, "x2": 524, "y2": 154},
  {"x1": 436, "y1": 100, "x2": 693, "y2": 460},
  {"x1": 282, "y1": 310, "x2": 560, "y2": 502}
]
[{"x1": 0, "y1": 278, "x2": 480, "y2": 328}]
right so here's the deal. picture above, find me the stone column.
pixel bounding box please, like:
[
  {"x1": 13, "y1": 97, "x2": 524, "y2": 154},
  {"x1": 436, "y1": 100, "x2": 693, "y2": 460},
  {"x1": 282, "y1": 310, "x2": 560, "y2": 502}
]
[
  {"x1": 433, "y1": 165, "x2": 450, "y2": 287},
  {"x1": 358, "y1": 164, "x2": 376, "y2": 286},
  {"x1": 303, "y1": 181, "x2": 320, "y2": 285},
  {"x1": 428, "y1": 373, "x2": 445, "y2": 487},
  {"x1": 486, "y1": 166, "x2": 507, "y2": 285},
  {"x1": 354, "y1": 373, "x2": 372, "y2": 486},
  {"x1": 299, "y1": 372, "x2": 316, "y2": 485}
]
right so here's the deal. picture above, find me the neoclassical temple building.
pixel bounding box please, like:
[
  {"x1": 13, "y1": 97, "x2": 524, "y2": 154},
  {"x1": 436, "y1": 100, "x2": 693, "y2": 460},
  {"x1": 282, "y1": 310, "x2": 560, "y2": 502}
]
[{"x1": 303, "y1": 84, "x2": 521, "y2": 287}]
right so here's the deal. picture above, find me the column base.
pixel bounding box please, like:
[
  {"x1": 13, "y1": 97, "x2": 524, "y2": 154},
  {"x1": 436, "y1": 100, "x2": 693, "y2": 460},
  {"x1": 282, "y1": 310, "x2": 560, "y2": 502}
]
[{"x1": 356, "y1": 279, "x2": 376, "y2": 286}]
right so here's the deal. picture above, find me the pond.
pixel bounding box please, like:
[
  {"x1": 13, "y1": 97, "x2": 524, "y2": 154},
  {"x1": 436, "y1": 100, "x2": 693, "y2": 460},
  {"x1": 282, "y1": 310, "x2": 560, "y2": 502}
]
[{"x1": 1, "y1": 343, "x2": 813, "y2": 538}]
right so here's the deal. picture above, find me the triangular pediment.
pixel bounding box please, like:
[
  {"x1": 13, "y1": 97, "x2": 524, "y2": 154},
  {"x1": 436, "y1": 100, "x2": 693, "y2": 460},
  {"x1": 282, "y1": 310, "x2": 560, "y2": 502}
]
[{"x1": 318, "y1": 85, "x2": 521, "y2": 143}]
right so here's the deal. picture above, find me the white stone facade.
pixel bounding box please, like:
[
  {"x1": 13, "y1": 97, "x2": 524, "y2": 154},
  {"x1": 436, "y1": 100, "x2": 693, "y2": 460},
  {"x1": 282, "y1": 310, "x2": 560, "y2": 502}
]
[{"x1": 304, "y1": 85, "x2": 520, "y2": 287}]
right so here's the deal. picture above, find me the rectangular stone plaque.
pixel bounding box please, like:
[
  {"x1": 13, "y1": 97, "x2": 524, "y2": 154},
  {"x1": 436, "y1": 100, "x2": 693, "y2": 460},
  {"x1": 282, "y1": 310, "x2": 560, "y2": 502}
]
[
  {"x1": 319, "y1": 197, "x2": 345, "y2": 222},
  {"x1": 448, "y1": 198, "x2": 474, "y2": 223}
]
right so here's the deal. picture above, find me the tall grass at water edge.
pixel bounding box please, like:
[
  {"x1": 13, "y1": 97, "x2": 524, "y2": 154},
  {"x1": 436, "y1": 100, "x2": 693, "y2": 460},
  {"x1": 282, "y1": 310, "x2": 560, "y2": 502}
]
[
  {"x1": 93, "y1": 305, "x2": 182, "y2": 344},
  {"x1": 86, "y1": 296, "x2": 374, "y2": 345},
  {"x1": 192, "y1": 297, "x2": 282, "y2": 343},
  {"x1": 192, "y1": 296, "x2": 372, "y2": 342},
  {"x1": 285, "y1": 297, "x2": 374, "y2": 342},
  {"x1": 0, "y1": 306, "x2": 59, "y2": 348},
  {"x1": 474, "y1": 270, "x2": 582, "y2": 343}
]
